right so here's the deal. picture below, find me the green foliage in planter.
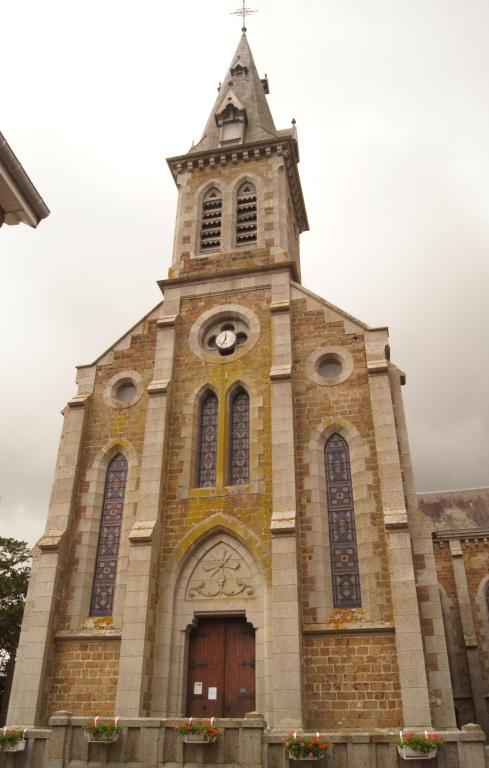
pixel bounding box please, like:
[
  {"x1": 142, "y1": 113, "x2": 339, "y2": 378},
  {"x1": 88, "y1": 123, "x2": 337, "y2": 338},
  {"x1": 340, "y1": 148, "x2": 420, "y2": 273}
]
[
  {"x1": 175, "y1": 720, "x2": 221, "y2": 741},
  {"x1": 285, "y1": 733, "x2": 330, "y2": 758},
  {"x1": 82, "y1": 718, "x2": 121, "y2": 739},
  {"x1": 0, "y1": 729, "x2": 24, "y2": 750},
  {"x1": 398, "y1": 732, "x2": 445, "y2": 754}
]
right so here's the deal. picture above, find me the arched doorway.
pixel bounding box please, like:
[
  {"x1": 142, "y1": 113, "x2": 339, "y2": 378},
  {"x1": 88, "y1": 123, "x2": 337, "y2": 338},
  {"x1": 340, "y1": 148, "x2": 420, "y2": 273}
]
[
  {"x1": 151, "y1": 526, "x2": 270, "y2": 720},
  {"x1": 186, "y1": 615, "x2": 255, "y2": 717}
]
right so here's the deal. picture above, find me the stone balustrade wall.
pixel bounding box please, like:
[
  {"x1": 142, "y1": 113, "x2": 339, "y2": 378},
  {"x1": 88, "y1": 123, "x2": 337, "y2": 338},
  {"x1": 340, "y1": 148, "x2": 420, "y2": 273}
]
[{"x1": 0, "y1": 715, "x2": 487, "y2": 768}]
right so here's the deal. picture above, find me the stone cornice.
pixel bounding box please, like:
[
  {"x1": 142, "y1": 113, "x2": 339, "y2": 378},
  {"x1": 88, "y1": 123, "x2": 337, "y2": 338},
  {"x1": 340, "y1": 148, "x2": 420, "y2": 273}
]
[
  {"x1": 55, "y1": 630, "x2": 122, "y2": 641},
  {"x1": 433, "y1": 527, "x2": 489, "y2": 543},
  {"x1": 158, "y1": 261, "x2": 300, "y2": 293},
  {"x1": 303, "y1": 625, "x2": 396, "y2": 637},
  {"x1": 166, "y1": 137, "x2": 309, "y2": 234}
]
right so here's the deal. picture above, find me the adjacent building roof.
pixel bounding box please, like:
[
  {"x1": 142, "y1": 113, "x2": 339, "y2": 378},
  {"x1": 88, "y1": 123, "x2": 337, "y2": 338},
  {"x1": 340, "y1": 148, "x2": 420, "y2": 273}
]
[
  {"x1": 0, "y1": 131, "x2": 50, "y2": 228},
  {"x1": 418, "y1": 487, "x2": 489, "y2": 531}
]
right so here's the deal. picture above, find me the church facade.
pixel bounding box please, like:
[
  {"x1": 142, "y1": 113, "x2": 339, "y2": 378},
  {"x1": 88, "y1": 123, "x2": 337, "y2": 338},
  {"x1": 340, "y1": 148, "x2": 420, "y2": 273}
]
[{"x1": 7, "y1": 32, "x2": 481, "y2": 745}]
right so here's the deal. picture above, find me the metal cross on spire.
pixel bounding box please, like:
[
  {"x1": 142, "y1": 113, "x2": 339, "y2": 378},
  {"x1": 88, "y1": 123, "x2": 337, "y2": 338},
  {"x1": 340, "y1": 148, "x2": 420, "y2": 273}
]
[{"x1": 230, "y1": 0, "x2": 257, "y2": 33}]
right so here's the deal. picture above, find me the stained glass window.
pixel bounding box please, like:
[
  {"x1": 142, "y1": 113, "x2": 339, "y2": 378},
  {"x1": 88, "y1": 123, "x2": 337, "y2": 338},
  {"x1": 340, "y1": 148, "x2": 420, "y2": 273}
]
[
  {"x1": 198, "y1": 391, "x2": 218, "y2": 487},
  {"x1": 324, "y1": 433, "x2": 361, "y2": 608},
  {"x1": 90, "y1": 453, "x2": 127, "y2": 616},
  {"x1": 229, "y1": 388, "x2": 249, "y2": 485},
  {"x1": 236, "y1": 182, "x2": 257, "y2": 245}
]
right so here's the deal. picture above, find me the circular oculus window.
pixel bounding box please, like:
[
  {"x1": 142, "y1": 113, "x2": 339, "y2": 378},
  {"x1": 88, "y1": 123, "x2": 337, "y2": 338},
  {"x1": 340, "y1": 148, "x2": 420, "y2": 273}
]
[
  {"x1": 318, "y1": 354, "x2": 343, "y2": 380},
  {"x1": 189, "y1": 304, "x2": 260, "y2": 364},
  {"x1": 203, "y1": 317, "x2": 249, "y2": 357},
  {"x1": 115, "y1": 381, "x2": 137, "y2": 401},
  {"x1": 305, "y1": 346, "x2": 354, "y2": 387},
  {"x1": 104, "y1": 371, "x2": 144, "y2": 409}
]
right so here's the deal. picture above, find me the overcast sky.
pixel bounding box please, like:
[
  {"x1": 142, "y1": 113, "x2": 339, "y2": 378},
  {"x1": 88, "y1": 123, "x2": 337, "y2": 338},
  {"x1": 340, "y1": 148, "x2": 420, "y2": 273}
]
[{"x1": 1, "y1": 0, "x2": 488, "y2": 546}]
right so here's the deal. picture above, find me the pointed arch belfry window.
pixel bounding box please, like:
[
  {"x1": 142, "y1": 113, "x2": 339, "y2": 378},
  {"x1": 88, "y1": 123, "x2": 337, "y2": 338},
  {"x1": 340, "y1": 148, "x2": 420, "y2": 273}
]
[
  {"x1": 200, "y1": 187, "x2": 222, "y2": 252},
  {"x1": 90, "y1": 453, "x2": 127, "y2": 616},
  {"x1": 324, "y1": 433, "x2": 361, "y2": 608},
  {"x1": 229, "y1": 388, "x2": 249, "y2": 485},
  {"x1": 236, "y1": 182, "x2": 257, "y2": 245},
  {"x1": 198, "y1": 391, "x2": 219, "y2": 487}
]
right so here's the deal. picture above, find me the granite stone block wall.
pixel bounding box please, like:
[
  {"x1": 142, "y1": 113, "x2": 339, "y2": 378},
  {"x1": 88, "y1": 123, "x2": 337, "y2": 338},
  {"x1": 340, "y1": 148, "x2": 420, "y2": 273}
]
[
  {"x1": 303, "y1": 633, "x2": 402, "y2": 729},
  {"x1": 46, "y1": 640, "x2": 120, "y2": 717}
]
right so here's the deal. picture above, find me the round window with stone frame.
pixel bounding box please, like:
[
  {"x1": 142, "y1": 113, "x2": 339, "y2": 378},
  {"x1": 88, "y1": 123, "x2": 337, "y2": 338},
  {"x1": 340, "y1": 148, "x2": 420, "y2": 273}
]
[
  {"x1": 189, "y1": 304, "x2": 260, "y2": 365},
  {"x1": 305, "y1": 346, "x2": 354, "y2": 388},
  {"x1": 203, "y1": 317, "x2": 250, "y2": 357},
  {"x1": 115, "y1": 380, "x2": 137, "y2": 402},
  {"x1": 318, "y1": 354, "x2": 343, "y2": 380},
  {"x1": 104, "y1": 370, "x2": 145, "y2": 410}
]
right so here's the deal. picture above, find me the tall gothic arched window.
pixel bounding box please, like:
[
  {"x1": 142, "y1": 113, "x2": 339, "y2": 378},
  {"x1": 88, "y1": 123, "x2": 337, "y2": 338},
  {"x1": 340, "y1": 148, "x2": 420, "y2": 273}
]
[
  {"x1": 197, "y1": 391, "x2": 219, "y2": 487},
  {"x1": 236, "y1": 182, "x2": 257, "y2": 245},
  {"x1": 485, "y1": 582, "x2": 489, "y2": 616},
  {"x1": 90, "y1": 453, "x2": 127, "y2": 616},
  {"x1": 324, "y1": 433, "x2": 361, "y2": 608},
  {"x1": 200, "y1": 187, "x2": 222, "y2": 252},
  {"x1": 229, "y1": 388, "x2": 249, "y2": 485}
]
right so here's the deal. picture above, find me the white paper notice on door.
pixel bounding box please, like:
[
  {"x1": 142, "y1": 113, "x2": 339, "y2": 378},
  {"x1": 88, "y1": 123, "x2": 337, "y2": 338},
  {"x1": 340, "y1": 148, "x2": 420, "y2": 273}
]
[
  {"x1": 193, "y1": 682, "x2": 203, "y2": 695},
  {"x1": 208, "y1": 687, "x2": 217, "y2": 700}
]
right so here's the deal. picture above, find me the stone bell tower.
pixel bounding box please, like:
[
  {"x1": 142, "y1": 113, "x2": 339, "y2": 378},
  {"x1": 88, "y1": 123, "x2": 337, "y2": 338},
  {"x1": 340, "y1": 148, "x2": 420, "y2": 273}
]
[{"x1": 166, "y1": 31, "x2": 308, "y2": 283}]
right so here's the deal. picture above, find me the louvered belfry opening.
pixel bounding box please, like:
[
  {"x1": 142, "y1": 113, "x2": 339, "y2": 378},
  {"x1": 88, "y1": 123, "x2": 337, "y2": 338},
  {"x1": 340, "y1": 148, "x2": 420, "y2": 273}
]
[
  {"x1": 236, "y1": 182, "x2": 257, "y2": 245},
  {"x1": 200, "y1": 187, "x2": 222, "y2": 252}
]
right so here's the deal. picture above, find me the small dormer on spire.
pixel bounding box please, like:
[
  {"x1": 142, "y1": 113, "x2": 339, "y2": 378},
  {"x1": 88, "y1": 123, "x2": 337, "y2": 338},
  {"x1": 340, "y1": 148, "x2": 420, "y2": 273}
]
[
  {"x1": 230, "y1": 55, "x2": 248, "y2": 77},
  {"x1": 215, "y1": 87, "x2": 248, "y2": 145}
]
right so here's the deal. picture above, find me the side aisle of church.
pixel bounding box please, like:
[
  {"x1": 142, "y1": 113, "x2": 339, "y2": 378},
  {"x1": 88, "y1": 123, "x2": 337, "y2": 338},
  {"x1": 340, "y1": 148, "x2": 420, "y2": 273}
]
[{"x1": 4, "y1": 28, "x2": 487, "y2": 768}]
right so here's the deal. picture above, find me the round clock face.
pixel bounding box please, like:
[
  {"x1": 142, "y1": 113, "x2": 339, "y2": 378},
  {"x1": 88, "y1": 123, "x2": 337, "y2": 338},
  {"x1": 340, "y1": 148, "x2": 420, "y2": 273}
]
[{"x1": 215, "y1": 330, "x2": 236, "y2": 351}]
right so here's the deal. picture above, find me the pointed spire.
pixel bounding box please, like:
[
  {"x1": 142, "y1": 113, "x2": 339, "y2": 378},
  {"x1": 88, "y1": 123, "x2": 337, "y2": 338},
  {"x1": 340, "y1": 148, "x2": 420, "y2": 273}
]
[{"x1": 191, "y1": 33, "x2": 278, "y2": 153}]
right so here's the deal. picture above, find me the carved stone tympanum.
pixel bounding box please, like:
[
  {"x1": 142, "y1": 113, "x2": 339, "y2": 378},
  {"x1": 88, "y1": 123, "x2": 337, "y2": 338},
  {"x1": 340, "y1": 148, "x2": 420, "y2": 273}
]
[{"x1": 186, "y1": 542, "x2": 254, "y2": 599}]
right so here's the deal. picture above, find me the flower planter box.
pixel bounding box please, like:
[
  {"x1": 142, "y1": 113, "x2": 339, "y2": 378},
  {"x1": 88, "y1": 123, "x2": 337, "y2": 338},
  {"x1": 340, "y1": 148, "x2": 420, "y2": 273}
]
[
  {"x1": 288, "y1": 753, "x2": 325, "y2": 761},
  {"x1": 397, "y1": 745, "x2": 437, "y2": 760},
  {"x1": 1, "y1": 740, "x2": 26, "y2": 753},
  {"x1": 84, "y1": 732, "x2": 120, "y2": 744},
  {"x1": 83, "y1": 716, "x2": 121, "y2": 744},
  {"x1": 183, "y1": 734, "x2": 218, "y2": 744}
]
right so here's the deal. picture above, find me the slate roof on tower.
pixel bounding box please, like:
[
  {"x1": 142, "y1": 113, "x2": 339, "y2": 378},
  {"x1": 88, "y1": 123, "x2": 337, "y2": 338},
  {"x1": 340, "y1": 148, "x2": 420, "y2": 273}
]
[{"x1": 191, "y1": 32, "x2": 280, "y2": 152}]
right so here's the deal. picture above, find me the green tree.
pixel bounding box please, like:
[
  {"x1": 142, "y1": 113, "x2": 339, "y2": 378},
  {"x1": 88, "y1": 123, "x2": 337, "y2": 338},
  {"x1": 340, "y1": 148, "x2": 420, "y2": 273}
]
[{"x1": 0, "y1": 538, "x2": 30, "y2": 724}]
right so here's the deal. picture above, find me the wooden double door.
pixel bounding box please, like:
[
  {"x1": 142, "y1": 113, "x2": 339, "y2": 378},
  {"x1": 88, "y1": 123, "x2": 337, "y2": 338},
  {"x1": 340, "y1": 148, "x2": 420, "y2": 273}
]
[{"x1": 186, "y1": 616, "x2": 255, "y2": 718}]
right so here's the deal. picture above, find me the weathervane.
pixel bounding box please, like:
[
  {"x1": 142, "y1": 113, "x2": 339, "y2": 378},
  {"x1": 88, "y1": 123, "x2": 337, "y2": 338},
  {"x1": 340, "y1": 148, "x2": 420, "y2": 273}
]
[{"x1": 230, "y1": 0, "x2": 257, "y2": 32}]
